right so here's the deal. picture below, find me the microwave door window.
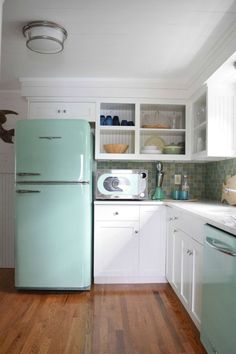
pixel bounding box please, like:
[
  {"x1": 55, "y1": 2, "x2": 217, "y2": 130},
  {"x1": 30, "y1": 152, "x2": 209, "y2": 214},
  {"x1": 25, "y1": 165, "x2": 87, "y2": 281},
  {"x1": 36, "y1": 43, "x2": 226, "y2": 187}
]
[{"x1": 103, "y1": 177, "x2": 123, "y2": 192}]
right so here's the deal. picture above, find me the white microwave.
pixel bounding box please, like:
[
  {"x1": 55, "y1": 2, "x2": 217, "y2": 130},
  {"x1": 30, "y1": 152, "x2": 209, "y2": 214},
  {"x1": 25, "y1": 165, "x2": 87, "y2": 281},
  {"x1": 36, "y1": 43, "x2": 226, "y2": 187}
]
[{"x1": 95, "y1": 169, "x2": 148, "y2": 200}]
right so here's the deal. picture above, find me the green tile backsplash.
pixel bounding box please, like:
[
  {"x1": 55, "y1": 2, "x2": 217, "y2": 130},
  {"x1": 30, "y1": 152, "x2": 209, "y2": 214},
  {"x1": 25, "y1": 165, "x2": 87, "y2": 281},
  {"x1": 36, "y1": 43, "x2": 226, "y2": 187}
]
[
  {"x1": 97, "y1": 158, "x2": 236, "y2": 201},
  {"x1": 97, "y1": 161, "x2": 206, "y2": 199},
  {"x1": 205, "y1": 158, "x2": 236, "y2": 201}
]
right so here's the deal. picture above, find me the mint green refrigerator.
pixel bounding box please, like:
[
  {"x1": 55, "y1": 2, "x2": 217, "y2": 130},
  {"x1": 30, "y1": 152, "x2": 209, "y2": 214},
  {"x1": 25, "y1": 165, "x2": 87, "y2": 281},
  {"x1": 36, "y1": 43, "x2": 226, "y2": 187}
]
[{"x1": 15, "y1": 119, "x2": 92, "y2": 290}]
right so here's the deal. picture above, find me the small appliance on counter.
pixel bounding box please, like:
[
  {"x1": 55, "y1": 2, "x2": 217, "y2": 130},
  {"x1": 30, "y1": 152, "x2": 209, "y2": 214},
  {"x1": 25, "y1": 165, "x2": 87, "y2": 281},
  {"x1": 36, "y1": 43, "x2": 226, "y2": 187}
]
[
  {"x1": 96, "y1": 169, "x2": 148, "y2": 200},
  {"x1": 152, "y1": 162, "x2": 165, "y2": 200}
]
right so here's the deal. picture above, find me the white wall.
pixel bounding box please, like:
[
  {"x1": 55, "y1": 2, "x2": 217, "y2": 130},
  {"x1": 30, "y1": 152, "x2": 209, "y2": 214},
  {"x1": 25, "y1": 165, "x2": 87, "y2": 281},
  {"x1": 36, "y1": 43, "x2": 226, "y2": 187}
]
[{"x1": 0, "y1": 91, "x2": 27, "y2": 267}]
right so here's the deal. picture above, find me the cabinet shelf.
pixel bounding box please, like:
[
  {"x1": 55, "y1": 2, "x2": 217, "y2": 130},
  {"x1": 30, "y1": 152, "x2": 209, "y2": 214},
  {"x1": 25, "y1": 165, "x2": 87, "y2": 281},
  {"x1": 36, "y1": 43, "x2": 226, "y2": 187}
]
[
  {"x1": 140, "y1": 128, "x2": 185, "y2": 135},
  {"x1": 99, "y1": 126, "x2": 136, "y2": 131}
]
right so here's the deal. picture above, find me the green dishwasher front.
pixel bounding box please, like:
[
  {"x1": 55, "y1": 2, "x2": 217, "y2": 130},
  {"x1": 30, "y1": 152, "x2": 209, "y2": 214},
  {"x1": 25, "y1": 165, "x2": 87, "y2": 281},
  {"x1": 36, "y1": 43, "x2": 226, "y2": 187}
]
[{"x1": 201, "y1": 224, "x2": 236, "y2": 354}]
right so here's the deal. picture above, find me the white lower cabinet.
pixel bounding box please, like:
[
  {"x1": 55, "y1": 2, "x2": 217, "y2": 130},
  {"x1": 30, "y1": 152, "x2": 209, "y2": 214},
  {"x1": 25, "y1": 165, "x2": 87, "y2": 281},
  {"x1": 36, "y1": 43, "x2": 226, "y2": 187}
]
[
  {"x1": 166, "y1": 206, "x2": 203, "y2": 329},
  {"x1": 94, "y1": 220, "x2": 139, "y2": 280},
  {"x1": 94, "y1": 203, "x2": 166, "y2": 284},
  {"x1": 139, "y1": 205, "x2": 166, "y2": 280}
]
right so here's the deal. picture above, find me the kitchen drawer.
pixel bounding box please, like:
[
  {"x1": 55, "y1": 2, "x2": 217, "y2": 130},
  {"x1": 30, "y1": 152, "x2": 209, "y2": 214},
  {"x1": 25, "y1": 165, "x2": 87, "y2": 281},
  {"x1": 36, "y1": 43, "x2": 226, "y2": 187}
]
[
  {"x1": 172, "y1": 209, "x2": 204, "y2": 244},
  {"x1": 95, "y1": 205, "x2": 140, "y2": 221}
]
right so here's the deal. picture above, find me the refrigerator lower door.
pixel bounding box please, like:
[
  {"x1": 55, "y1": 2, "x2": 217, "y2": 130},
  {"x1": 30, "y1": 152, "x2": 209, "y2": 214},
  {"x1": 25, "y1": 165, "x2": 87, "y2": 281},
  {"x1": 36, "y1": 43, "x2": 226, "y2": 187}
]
[{"x1": 15, "y1": 184, "x2": 92, "y2": 290}]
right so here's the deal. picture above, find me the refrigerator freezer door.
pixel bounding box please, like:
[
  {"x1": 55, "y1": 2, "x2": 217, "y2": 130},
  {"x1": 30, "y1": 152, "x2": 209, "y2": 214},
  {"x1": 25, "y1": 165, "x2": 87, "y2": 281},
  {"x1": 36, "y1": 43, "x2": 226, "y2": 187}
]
[
  {"x1": 15, "y1": 184, "x2": 92, "y2": 289},
  {"x1": 15, "y1": 119, "x2": 91, "y2": 182}
]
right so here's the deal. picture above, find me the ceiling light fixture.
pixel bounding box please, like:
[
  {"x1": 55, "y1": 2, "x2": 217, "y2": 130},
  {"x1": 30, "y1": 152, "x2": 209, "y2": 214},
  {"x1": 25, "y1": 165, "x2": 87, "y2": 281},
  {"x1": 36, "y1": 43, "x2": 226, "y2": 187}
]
[{"x1": 22, "y1": 21, "x2": 68, "y2": 54}]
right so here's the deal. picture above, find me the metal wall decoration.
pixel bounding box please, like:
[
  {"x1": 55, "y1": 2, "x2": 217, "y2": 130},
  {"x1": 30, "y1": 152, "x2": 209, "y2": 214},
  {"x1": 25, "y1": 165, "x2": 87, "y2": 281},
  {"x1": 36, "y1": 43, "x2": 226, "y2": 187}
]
[{"x1": 0, "y1": 110, "x2": 18, "y2": 144}]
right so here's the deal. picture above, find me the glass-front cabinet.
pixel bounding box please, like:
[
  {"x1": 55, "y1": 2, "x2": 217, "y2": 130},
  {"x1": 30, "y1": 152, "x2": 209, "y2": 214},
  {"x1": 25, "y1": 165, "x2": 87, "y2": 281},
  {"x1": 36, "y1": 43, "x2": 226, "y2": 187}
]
[
  {"x1": 191, "y1": 84, "x2": 236, "y2": 160},
  {"x1": 95, "y1": 100, "x2": 189, "y2": 161},
  {"x1": 192, "y1": 92, "x2": 207, "y2": 157}
]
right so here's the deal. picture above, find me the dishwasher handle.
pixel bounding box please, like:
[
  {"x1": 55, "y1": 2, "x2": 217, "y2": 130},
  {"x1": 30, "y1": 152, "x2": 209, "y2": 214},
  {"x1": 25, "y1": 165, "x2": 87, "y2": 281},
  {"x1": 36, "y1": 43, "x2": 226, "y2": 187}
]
[{"x1": 206, "y1": 236, "x2": 236, "y2": 257}]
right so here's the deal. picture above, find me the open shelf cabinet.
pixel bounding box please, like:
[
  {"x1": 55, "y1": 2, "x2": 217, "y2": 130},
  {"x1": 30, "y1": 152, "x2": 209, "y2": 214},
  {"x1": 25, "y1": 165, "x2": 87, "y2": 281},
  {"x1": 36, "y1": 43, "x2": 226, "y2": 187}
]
[{"x1": 95, "y1": 101, "x2": 189, "y2": 160}]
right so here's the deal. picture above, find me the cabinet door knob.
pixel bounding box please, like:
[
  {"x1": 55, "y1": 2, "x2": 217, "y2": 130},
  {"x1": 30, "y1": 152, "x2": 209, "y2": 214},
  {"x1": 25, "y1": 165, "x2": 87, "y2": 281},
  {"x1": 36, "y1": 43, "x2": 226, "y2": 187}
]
[
  {"x1": 169, "y1": 217, "x2": 173, "y2": 221},
  {"x1": 63, "y1": 109, "x2": 66, "y2": 113},
  {"x1": 174, "y1": 216, "x2": 178, "y2": 220},
  {"x1": 134, "y1": 230, "x2": 139, "y2": 234},
  {"x1": 114, "y1": 211, "x2": 119, "y2": 215},
  {"x1": 57, "y1": 109, "x2": 61, "y2": 113},
  {"x1": 173, "y1": 229, "x2": 178, "y2": 233}
]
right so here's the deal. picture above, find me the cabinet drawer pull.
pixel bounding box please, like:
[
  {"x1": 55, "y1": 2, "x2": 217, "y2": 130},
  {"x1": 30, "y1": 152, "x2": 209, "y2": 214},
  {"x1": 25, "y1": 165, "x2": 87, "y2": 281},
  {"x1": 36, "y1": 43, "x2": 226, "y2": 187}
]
[
  {"x1": 57, "y1": 109, "x2": 61, "y2": 113},
  {"x1": 174, "y1": 216, "x2": 178, "y2": 220},
  {"x1": 134, "y1": 230, "x2": 139, "y2": 234},
  {"x1": 114, "y1": 211, "x2": 119, "y2": 215},
  {"x1": 63, "y1": 109, "x2": 66, "y2": 113}
]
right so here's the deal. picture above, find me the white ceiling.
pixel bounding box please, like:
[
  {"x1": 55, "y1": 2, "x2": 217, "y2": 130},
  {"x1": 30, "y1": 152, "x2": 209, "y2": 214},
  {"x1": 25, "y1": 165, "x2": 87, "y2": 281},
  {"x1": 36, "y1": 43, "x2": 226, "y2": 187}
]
[{"x1": 1, "y1": 0, "x2": 236, "y2": 89}]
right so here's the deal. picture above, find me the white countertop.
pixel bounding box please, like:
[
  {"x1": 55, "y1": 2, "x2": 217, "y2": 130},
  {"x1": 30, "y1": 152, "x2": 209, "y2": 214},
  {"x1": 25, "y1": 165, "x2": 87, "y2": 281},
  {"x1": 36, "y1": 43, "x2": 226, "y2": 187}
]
[{"x1": 94, "y1": 199, "x2": 236, "y2": 236}]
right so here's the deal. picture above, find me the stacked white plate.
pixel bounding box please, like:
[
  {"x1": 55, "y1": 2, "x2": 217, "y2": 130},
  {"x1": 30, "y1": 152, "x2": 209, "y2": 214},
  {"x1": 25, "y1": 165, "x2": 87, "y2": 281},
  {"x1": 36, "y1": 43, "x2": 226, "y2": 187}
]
[{"x1": 141, "y1": 145, "x2": 162, "y2": 154}]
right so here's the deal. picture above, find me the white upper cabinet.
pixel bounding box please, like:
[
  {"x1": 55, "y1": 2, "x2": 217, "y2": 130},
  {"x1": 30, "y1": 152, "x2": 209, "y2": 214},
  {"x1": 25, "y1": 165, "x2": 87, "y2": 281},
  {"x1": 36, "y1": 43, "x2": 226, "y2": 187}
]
[
  {"x1": 28, "y1": 100, "x2": 96, "y2": 122},
  {"x1": 191, "y1": 83, "x2": 236, "y2": 160},
  {"x1": 0, "y1": 1, "x2": 4, "y2": 68},
  {"x1": 96, "y1": 100, "x2": 190, "y2": 161}
]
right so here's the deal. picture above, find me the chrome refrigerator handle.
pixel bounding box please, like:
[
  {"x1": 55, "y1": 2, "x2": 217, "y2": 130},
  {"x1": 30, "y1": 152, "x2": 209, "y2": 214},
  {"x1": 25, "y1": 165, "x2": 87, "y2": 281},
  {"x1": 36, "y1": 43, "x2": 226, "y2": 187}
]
[
  {"x1": 16, "y1": 190, "x2": 41, "y2": 194},
  {"x1": 17, "y1": 173, "x2": 41, "y2": 176},
  {"x1": 78, "y1": 181, "x2": 90, "y2": 184},
  {"x1": 206, "y1": 236, "x2": 236, "y2": 257}
]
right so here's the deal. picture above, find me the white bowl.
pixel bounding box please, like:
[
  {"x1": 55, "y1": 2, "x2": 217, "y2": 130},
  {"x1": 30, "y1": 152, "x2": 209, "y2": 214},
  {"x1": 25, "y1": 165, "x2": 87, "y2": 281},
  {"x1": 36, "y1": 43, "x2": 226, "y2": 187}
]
[
  {"x1": 141, "y1": 149, "x2": 162, "y2": 154},
  {"x1": 142, "y1": 145, "x2": 157, "y2": 150}
]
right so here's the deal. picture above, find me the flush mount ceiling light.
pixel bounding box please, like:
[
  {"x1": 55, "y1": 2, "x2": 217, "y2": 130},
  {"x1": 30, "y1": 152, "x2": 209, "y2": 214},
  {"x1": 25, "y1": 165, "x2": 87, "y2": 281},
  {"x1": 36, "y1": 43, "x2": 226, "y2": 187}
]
[{"x1": 22, "y1": 21, "x2": 68, "y2": 54}]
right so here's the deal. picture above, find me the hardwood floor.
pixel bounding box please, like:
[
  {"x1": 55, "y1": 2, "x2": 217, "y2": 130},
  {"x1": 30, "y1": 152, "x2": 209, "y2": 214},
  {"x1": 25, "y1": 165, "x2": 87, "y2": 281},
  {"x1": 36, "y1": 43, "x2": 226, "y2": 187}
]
[{"x1": 0, "y1": 269, "x2": 206, "y2": 354}]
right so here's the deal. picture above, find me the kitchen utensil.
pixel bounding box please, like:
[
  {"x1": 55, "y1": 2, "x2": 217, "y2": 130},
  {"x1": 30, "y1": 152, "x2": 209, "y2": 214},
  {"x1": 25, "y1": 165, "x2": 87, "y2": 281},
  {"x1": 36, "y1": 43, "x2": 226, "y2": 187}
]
[
  {"x1": 152, "y1": 162, "x2": 165, "y2": 200},
  {"x1": 179, "y1": 190, "x2": 189, "y2": 200},
  {"x1": 144, "y1": 136, "x2": 165, "y2": 152},
  {"x1": 221, "y1": 175, "x2": 236, "y2": 205},
  {"x1": 103, "y1": 144, "x2": 129, "y2": 153},
  {"x1": 171, "y1": 190, "x2": 180, "y2": 200},
  {"x1": 163, "y1": 145, "x2": 182, "y2": 154},
  {"x1": 112, "y1": 116, "x2": 120, "y2": 125},
  {"x1": 100, "y1": 115, "x2": 105, "y2": 125},
  {"x1": 104, "y1": 115, "x2": 113, "y2": 125},
  {"x1": 143, "y1": 145, "x2": 157, "y2": 150},
  {"x1": 127, "y1": 121, "x2": 134, "y2": 126},
  {"x1": 141, "y1": 149, "x2": 162, "y2": 154}
]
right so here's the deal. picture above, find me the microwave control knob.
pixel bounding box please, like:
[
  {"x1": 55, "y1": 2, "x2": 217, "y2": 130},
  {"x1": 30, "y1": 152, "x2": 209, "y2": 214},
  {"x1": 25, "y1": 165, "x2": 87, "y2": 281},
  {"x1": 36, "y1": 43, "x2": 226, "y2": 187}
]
[{"x1": 139, "y1": 192, "x2": 145, "y2": 198}]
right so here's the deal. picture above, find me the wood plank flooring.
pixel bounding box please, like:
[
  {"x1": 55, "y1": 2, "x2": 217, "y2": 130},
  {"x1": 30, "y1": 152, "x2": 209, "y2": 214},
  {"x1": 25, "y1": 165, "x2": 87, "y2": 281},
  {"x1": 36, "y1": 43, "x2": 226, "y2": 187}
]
[{"x1": 0, "y1": 269, "x2": 206, "y2": 354}]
